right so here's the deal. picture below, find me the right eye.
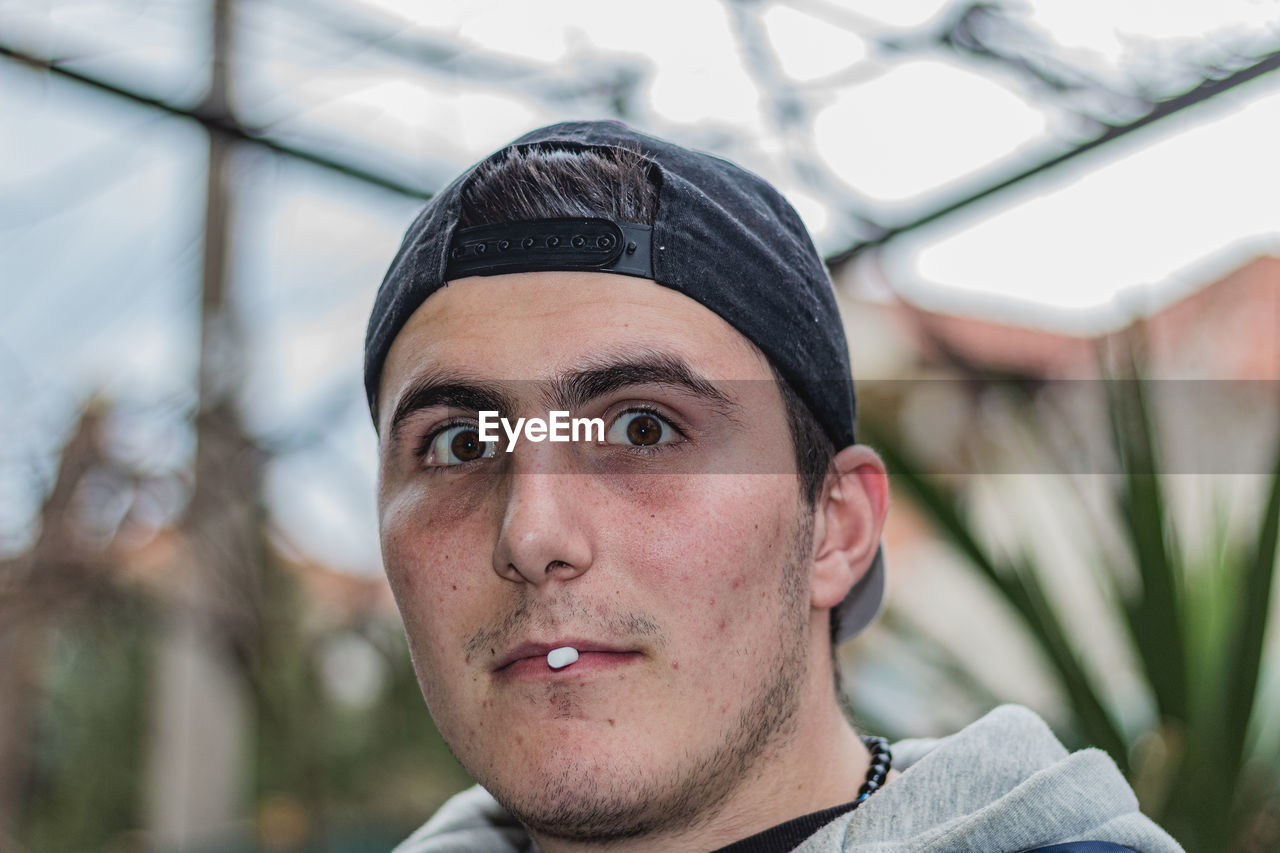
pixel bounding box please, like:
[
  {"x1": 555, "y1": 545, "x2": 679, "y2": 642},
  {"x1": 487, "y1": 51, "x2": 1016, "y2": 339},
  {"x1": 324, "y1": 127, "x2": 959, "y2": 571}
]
[{"x1": 424, "y1": 424, "x2": 497, "y2": 466}]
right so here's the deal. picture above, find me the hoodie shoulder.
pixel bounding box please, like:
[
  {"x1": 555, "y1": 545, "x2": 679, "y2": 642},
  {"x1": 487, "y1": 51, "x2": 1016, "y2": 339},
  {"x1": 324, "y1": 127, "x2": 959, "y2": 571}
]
[
  {"x1": 806, "y1": 705, "x2": 1184, "y2": 853},
  {"x1": 392, "y1": 785, "x2": 528, "y2": 853}
]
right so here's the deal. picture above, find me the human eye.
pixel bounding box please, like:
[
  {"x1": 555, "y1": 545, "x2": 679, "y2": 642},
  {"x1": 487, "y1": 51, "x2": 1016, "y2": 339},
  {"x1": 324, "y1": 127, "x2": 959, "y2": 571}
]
[
  {"x1": 419, "y1": 422, "x2": 498, "y2": 466},
  {"x1": 604, "y1": 408, "x2": 682, "y2": 448}
]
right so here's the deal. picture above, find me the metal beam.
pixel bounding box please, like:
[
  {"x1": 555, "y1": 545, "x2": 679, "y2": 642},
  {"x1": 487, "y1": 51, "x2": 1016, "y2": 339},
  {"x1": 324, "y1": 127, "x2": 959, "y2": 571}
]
[
  {"x1": 0, "y1": 43, "x2": 434, "y2": 201},
  {"x1": 824, "y1": 47, "x2": 1280, "y2": 269},
  {"x1": 5, "y1": 39, "x2": 1278, "y2": 268}
]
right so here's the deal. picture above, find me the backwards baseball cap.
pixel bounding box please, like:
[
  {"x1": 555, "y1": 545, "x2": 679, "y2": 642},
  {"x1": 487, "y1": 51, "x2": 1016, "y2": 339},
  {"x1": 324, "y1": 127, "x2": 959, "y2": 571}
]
[{"x1": 364, "y1": 120, "x2": 884, "y2": 642}]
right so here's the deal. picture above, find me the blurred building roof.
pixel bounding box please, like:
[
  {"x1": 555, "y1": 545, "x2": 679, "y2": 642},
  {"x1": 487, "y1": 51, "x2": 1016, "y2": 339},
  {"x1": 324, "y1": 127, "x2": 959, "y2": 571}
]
[{"x1": 856, "y1": 254, "x2": 1280, "y2": 380}]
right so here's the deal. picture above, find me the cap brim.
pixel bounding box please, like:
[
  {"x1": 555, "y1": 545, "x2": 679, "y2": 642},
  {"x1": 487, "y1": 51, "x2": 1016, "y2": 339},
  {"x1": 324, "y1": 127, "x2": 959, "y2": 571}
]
[{"x1": 833, "y1": 544, "x2": 885, "y2": 643}]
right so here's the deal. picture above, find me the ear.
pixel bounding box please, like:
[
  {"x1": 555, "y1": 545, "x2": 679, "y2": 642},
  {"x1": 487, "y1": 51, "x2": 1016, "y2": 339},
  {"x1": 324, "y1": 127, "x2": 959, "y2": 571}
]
[{"x1": 809, "y1": 445, "x2": 889, "y2": 611}]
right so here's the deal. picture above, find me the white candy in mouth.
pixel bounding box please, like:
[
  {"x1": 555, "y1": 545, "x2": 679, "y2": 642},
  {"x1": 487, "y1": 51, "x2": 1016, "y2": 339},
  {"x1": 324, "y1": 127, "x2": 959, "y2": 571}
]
[{"x1": 547, "y1": 647, "x2": 579, "y2": 669}]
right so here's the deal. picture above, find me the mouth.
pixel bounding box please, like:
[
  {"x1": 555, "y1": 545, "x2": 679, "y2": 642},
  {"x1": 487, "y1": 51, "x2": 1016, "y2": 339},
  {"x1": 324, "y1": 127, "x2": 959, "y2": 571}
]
[{"x1": 492, "y1": 640, "x2": 642, "y2": 680}]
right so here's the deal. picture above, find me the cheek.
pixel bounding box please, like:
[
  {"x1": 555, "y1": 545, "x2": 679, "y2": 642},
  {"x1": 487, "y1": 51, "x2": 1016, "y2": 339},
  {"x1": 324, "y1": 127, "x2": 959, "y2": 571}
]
[
  {"x1": 378, "y1": 483, "x2": 498, "y2": 649},
  {"x1": 380, "y1": 492, "x2": 503, "y2": 730},
  {"x1": 611, "y1": 474, "x2": 801, "y2": 641}
]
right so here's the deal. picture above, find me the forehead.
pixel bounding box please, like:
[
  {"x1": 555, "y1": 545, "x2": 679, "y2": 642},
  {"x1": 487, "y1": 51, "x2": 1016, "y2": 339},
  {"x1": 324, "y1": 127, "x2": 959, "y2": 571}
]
[{"x1": 377, "y1": 271, "x2": 772, "y2": 426}]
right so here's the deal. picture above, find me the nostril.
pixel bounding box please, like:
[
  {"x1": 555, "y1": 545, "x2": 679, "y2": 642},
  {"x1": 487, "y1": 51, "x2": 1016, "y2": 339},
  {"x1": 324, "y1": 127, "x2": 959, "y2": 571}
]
[{"x1": 546, "y1": 560, "x2": 570, "y2": 574}]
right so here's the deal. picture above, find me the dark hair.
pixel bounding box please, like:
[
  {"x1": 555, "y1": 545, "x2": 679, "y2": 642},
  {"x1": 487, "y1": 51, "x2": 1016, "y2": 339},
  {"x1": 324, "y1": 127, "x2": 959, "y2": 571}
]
[
  {"x1": 459, "y1": 146, "x2": 659, "y2": 228},
  {"x1": 458, "y1": 145, "x2": 838, "y2": 508}
]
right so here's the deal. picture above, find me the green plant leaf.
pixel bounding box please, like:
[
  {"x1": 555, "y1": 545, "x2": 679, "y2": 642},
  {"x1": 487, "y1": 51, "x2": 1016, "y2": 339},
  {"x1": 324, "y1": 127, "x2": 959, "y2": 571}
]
[
  {"x1": 865, "y1": 419, "x2": 1130, "y2": 769},
  {"x1": 1221, "y1": 433, "x2": 1280, "y2": 791},
  {"x1": 1104, "y1": 372, "x2": 1189, "y2": 725}
]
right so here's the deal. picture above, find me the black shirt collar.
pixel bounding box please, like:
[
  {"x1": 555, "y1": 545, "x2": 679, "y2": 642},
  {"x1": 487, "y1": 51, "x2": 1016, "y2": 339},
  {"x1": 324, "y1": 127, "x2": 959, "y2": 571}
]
[{"x1": 709, "y1": 801, "x2": 858, "y2": 853}]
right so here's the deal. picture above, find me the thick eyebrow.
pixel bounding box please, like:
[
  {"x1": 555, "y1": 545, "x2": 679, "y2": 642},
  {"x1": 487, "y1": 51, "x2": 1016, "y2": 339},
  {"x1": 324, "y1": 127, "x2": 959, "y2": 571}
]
[
  {"x1": 385, "y1": 352, "x2": 738, "y2": 449},
  {"x1": 386, "y1": 372, "x2": 516, "y2": 447},
  {"x1": 548, "y1": 351, "x2": 739, "y2": 415}
]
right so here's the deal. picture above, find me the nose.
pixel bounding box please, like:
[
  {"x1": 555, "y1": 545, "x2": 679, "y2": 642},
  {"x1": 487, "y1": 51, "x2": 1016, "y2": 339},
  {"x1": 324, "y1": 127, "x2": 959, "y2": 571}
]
[{"x1": 492, "y1": 462, "x2": 593, "y2": 587}]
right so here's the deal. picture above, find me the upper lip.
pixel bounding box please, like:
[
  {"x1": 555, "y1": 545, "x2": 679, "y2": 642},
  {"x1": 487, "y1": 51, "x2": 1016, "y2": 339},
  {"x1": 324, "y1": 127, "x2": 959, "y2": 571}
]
[{"x1": 492, "y1": 640, "x2": 635, "y2": 672}]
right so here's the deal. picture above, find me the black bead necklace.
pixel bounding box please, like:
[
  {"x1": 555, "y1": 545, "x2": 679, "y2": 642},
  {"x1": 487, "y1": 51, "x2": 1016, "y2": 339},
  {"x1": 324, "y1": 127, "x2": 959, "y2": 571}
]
[{"x1": 854, "y1": 736, "x2": 892, "y2": 806}]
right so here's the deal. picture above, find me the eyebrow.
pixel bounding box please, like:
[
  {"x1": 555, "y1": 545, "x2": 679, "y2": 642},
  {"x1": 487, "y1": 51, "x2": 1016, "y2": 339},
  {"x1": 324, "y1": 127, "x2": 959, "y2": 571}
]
[
  {"x1": 387, "y1": 373, "x2": 516, "y2": 447},
  {"x1": 385, "y1": 351, "x2": 739, "y2": 450},
  {"x1": 548, "y1": 351, "x2": 738, "y2": 415}
]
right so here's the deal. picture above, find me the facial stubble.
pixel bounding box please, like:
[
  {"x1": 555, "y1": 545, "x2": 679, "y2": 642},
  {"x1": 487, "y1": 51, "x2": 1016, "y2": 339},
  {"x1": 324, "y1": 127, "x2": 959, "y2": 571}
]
[{"x1": 497, "y1": 506, "x2": 817, "y2": 845}]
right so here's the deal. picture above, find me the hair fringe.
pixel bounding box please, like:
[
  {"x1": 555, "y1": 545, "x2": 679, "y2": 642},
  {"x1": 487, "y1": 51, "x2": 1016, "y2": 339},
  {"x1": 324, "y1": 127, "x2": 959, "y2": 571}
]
[{"x1": 459, "y1": 144, "x2": 658, "y2": 227}]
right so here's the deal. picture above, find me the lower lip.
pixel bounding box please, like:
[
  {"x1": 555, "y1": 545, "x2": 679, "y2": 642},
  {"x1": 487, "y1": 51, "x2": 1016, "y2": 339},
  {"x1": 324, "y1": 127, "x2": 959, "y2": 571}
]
[{"x1": 496, "y1": 651, "x2": 641, "y2": 682}]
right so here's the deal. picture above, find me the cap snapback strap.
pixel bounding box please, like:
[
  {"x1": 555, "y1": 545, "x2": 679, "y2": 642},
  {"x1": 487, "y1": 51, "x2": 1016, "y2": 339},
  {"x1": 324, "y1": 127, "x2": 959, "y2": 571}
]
[{"x1": 446, "y1": 218, "x2": 654, "y2": 281}]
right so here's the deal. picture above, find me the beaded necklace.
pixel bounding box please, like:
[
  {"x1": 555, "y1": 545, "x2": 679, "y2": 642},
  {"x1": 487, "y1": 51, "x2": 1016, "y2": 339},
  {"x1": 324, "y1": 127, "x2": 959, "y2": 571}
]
[{"x1": 855, "y1": 735, "x2": 892, "y2": 806}]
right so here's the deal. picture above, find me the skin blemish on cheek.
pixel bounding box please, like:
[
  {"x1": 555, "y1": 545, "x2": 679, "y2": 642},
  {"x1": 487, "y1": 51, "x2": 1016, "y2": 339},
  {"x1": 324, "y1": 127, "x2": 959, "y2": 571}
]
[
  {"x1": 671, "y1": 661, "x2": 679, "y2": 670},
  {"x1": 719, "y1": 620, "x2": 726, "y2": 631},
  {"x1": 607, "y1": 718, "x2": 615, "y2": 727},
  {"x1": 451, "y1": 584, "x2": 457, "y2": 591}
]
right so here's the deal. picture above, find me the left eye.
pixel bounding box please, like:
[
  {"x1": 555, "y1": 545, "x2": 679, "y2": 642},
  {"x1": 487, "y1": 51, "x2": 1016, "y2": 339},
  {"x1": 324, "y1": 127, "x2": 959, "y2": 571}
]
[
  {"x1": 605, "y1": 410, "x2": 678, "y2": 447},
  {"x1": 426, "y1": 424, "x2": 497, "y2": 466}
]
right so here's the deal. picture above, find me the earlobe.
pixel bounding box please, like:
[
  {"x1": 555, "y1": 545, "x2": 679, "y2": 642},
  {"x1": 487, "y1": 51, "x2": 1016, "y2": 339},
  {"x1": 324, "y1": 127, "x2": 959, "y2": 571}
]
[{"x1": 810, "y1": 446, "x2": 889, "y2": 611}]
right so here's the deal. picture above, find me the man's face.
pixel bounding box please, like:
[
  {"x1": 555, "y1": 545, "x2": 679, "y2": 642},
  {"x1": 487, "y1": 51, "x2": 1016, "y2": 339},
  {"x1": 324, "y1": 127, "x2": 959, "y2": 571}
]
[{"x1": 375, "y1": 271, "x2": 823, "y2": 840}]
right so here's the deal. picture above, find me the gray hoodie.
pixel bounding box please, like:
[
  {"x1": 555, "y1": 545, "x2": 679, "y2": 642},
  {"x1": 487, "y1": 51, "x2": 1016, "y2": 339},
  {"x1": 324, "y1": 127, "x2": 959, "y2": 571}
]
[{"x1": 393, "y1": 705, "x2": 1185, "y2": 853}]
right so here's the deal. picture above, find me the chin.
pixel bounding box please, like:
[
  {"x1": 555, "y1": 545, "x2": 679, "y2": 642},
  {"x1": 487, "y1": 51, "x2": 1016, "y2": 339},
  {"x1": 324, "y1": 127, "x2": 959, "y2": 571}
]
[
  {"x1": 476, "y1": 680, "x2": 803, "y2": 844},
  {"x1": 487, "y1": 753, "x2": 682, "y2": 843}
]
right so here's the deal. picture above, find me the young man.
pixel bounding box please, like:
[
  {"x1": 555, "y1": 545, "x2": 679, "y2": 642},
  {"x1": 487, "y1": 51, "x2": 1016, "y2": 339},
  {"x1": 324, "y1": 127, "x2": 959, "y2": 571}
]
[{"x1": 364, "y1": 121, "x2": 1182, "y2": 853}]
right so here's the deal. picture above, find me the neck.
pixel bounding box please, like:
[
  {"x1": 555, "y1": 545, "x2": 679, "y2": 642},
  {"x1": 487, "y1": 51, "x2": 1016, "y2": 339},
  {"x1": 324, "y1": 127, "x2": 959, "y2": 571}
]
[{"x1": 529, "y1": 623, "x2": 871, "y2": 853}]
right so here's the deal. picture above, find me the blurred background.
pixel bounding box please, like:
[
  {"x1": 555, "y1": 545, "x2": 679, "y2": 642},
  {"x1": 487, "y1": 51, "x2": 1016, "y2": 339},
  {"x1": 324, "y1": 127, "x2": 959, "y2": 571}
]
[{"x1": 2, "y1": 1, "x2": 1279, "y2": 851}]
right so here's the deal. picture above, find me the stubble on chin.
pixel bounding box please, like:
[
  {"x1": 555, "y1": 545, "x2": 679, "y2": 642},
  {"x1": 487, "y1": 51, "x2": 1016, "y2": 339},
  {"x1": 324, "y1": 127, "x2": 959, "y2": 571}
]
[{"x1": 493, "y1": 508, "x2": 816, "y2": 846}]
